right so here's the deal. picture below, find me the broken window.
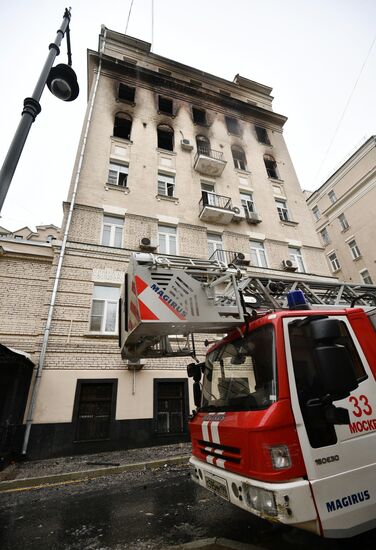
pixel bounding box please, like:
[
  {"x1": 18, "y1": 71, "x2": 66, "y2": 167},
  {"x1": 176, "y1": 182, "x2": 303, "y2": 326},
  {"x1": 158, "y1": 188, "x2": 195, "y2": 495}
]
[
  {"x1": 255, "y1": 126, "x2": 271, "y2": 145},
  {"x1": 192, "y1": 107, "x2": 207, "y2": 125},
  {"x1": 196, "y1": 135, "x2": 210, "y2": 156},
  {"x1": 225, "y1": 116, "x2": 240, "y2": 135},
  {"x1": 113, "y1": 112, "x2": 132, "y2": 140},
  {"x1": 118, "y1": 83, "x2": 135, "y2": 102},
  {"x1": 264, "y1": 155, "x2": 279, "y2": 179},
  {"x1": 158, "y1": 96, "x2": 173, "y2": 115},
  {"x1": 157, "y1": 124, "x2": 174, "y2": 151},
  {"x1": 232, "y1": 145, "x2": 247, "y2": 171}
]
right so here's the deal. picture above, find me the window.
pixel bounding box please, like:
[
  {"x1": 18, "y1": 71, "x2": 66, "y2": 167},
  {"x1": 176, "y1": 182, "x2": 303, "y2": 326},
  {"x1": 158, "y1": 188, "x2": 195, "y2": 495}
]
[
  {"x1": 107, "y1": 163, "x2": 128, "y2": 187},
  {"x1": 90, "y1": 285, "x2": 120, "y2": 333},
  {"x1": 157, "y1": 172, "x2": 175, "y2": 197},
  {"x1": 158, "y1": 95, "x2": 173, "y2": 115},
  {"x1": 328, "y1": 252, "x2": 340, "y2": 272},
  {"x1": 289, "y1": 247, "x2": 306, "y2": 273},
  {"x1": 46, "y1": 235, "x2": 55, "y2": 243},
  {"x1": 74, "y1": 381, "x2": 116, "y2": 442},
  {"x1": 155, "y1": 380, "x2": 187, "y2": 434},
  {"x1": 338, "y1": 213, "x2": 349, "y2": 231},
  {"x1": 320, "y1": 227, "x2": 330, "y2": 246},
  {"x1": 102, "y1": 215, "x2": 123, "y2": 247},
  {"x1": 348, "y1": 239, "x2": 361, "y2": 260},
  {"x1": 264, "y1": 155, "x2": 279, "y2": 179},
  {"x1": 360, "y1": 270, "x2": 373, "y2": 285},
  {"x1": 275, "y1": 199, "x2": 290, "y2": 221},
  {"x1": 201, "y1": 182, "x2": 216, "y2": 206},
  {"x1": 14, "y1": 235, "x2": 23, "y2": 240},
  {"x1": 113, "y1": 112, "x2": 132, "y2": 140},
  {"x1": 157, "y1": 124, "x2": 174, "y2": 151},
  {"x1": 118, "y1": 83, "x2": 135, "y2": 102},
  {"x1": 328, "y1": 190, "x2": 337, "y2": 204},
  {"x1": 196, "y1": 135, "x2": 210, "y2": 156},
  {"x1": 158, "y1": 225, "x2": 177, "y2": 255},
  {"x1": 250, "y1": 241, "x2": 267, "y2": 268},
  {"x1": 240, "y1": 192, "x2": 254, "y2": 215},
  {"x1": 232, "y1": 145, "x2": 247, "y2": 171},
  {"x1": 225, "y1": 116, "x2": 240, "y2": 135},
  {"x1": 192, "y1": 107, "x2": 207, "y2": 125},
  {"x1": 255, "y1": 126, "x2": 270, "y2": 145},
  {"x1": 207, "y1": 233, "x2": 223, "y2": 260},
  {"x1": 312, "y1": 205, "x2": 320, "y2": 221}
]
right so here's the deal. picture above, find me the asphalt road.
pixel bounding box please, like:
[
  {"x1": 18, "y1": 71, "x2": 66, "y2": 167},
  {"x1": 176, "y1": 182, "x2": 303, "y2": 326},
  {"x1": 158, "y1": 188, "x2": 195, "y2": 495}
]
[{"x1": 0, "y1": 463, "x2": 375, "y2": 549}]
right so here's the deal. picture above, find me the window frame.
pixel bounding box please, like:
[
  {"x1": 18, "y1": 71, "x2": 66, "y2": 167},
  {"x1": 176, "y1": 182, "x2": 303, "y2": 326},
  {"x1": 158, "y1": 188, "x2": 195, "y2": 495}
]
[
  {"x1": 153, "y1": 378, "x2": 189, "y2": 436},
  {"x1": 240, "y1": 192, "x2": 255, "y2": 215},
  {"x1": 89, "y1": 285, "x2": 120, "y2": 334},
  {"x1": 158, "y1": 224, "x2": 177, "y2": 255},
  {"x1": 275, "y1": 199, "x2": 290, "y2": 221},
  {"x1": 107, "y1": 162, "x2": 129, "y2": 187},
  {"x1": 338, "y1": 213, "x2": 349, "y2": 231},
  {"x1": 158, "y1": 95, "x2": 174, "y2": 115},
  {"x1": 192, "y1": 107, "x2": 207, "y2": 125},
  {"x1": 113, "y1": 112, "x2": 132, "y2": 141},
  {"x1": 348, "y1": 239, "x2": 361, "y2": 260},
  {"x1": 328, "y1": 252, "x2": 340, "y2": 272},
  {"x1": 264, "y1": 155, "x2": 279, "y2": 179},
  {"x1": 320, "y1": 227, "x2": 330, "y2": 246},
  {"x1": 255, "y1": 126, "x2": 271, "y2": 145},
  {"x1": 360, "y1": 269, "x2": 373, "y2": 285},
  {"x1": 101, "y1": 215, "x2": 124, "y2": 248},
  {"x1": 231, "y1": 146, "x2": 247, "y2": 171},
  {"x1": 157, "y1": 124, "x2": 174, "y2": 151},
  {"x1": 118, "y1": 83, "x2": 135, "y2": 103},
  {"x1": 225, "y1": 116, "x2": 240, "y2": 135},
  {"x1": 157, "y1": 172, "x2": 175, "y2": 198},
  {"x1": 250, "y1": 240, "x2": 268, "y2": 268},
  {"x1": 207, "y1": 232, "x2": 223, "y2": 259},
  {"x1": 312, "y1": 205, "x2": 320, "y2": 221},
  {"x1": 289, "y1": 247, "x2": 306, "y2": 273},
  {"x1": 328, "y1": 190, "x2": 337, "y2": 204}
]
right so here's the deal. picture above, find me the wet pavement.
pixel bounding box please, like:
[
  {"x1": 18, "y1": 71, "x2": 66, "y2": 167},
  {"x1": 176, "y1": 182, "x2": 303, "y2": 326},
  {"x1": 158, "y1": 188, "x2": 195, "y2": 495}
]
[{"x1": 1, "y1": 462, "x2": 376, "y2": 550}]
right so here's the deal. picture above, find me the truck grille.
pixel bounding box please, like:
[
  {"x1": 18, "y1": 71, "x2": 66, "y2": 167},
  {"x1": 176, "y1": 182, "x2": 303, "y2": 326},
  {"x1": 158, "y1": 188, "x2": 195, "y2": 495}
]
[{"x1": 198, "y1": 439, "x2": 241, "y2": 464}]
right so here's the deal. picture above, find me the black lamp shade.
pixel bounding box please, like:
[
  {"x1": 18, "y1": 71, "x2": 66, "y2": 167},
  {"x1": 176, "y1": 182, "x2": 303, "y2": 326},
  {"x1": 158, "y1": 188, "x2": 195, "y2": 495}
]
[{"x1": 47, "y1": 64, "x2": 79, "y2": 102}]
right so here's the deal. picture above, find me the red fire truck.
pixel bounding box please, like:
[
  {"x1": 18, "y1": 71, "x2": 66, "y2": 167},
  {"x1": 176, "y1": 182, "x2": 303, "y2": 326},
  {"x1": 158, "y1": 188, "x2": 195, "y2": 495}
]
[{"x1": 120, "y1": 252, "x2": 376, "y2": 538}]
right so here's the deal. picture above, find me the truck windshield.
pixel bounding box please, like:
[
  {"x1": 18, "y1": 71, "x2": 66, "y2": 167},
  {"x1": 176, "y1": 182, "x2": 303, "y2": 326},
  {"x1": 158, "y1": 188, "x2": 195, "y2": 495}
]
[{"x1": 201, "y1": 324, "x2": 276, "y2": 412}]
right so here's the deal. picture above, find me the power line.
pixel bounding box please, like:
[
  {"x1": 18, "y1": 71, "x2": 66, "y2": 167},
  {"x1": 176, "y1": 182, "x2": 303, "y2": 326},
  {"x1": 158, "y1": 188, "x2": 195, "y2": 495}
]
[
  {"x1": 314, "y1": 31, "x2": 376, "y2": 184},
  {"x1": 125, "y1": 0, "x2": 135, "y2": 35}
]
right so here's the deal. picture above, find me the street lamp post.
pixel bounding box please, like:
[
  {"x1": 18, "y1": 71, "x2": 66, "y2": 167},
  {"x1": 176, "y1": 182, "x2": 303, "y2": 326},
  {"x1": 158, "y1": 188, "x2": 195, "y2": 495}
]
[{"x1": 0, "y1": 8, "x2": 79, "y2": 212}]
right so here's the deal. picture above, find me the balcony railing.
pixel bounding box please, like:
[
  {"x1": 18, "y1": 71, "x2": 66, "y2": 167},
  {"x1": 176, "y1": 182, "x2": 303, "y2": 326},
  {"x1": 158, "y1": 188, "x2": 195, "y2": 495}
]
[
  {"x1": 194, "y1": 147, "x2": 226, "y2": 177},
  {"x1": 209, "y1": 249, "x2": 250, "y2": 267},
  {"x1": 200, "y1": 192, "x2": 232, "y2": 212},
  {"x1": 195, "y1": 147, "x2": 224, "y2": 163}
]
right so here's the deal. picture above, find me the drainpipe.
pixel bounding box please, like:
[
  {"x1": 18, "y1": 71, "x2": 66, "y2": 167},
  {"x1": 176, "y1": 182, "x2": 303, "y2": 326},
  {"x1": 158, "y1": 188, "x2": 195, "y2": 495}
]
[{"x1": 21, "y1": 27, "x2": 108, "y2": 455}]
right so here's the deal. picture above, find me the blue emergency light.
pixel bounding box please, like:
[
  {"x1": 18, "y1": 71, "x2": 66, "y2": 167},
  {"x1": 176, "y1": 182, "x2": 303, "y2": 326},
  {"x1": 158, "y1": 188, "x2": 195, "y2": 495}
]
[{"x1": 287, "y1": 290, "x2": 311, "y2": 310}]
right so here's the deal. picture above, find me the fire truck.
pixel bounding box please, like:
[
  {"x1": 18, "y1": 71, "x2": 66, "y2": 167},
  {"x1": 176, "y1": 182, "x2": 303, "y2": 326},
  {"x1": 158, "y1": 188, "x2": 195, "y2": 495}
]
[{"x1": 119, "y1": 252, "x2": 376, "y2": 538}]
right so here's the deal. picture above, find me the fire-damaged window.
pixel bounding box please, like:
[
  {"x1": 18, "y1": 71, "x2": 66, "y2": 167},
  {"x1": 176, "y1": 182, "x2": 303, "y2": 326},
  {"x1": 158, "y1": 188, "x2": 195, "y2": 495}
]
[
  {"x1": 74, "y1": 380, "x2": 117, "y2": 442},
  {"x1": 192, "y1": 107, "x2": 207, "y2": 125},
  {"x1": 255, "y1": 126, "x2": 271, "y2": 145},
  {"x1": 158, "y1": 95, "x2": 174, "y2": 115},
  {"x1": 118, "y1": 83, "x2": 135, "y2": 103},
  {"x1": 225, "y1": 116, "x2": 240, "y2": 135},
  {"x1": 154, "y1": 379, "x2": 188, "y2": 434},
  {"x1": 264, "y1": 155, "x2": 279, "y2": 179},
  {"x1": 157, "y1": 124, "x2": 174, "y2": 151},
  {"x1": 196, "y1": 135, "x2": 210, "y2": 156},
  {"x1": 113, "y1": 112, "x2": 132, "y2": 140},
  {"x1": 231, "y1": 145, "x2": 247, "y2": 171}
]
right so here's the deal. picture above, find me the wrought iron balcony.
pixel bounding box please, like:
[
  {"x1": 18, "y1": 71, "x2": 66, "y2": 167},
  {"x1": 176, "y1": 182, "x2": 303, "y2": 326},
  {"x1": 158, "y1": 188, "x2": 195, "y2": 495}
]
[
  {"x1": 194, "y1": 147, "x2": 227, "y2": 177},
  {"x1": 209, "y1": 249, "x2": 251, "y2": 267},
  {"x1": 199, "y1": 192, "x2": 234, "y2": 224}
]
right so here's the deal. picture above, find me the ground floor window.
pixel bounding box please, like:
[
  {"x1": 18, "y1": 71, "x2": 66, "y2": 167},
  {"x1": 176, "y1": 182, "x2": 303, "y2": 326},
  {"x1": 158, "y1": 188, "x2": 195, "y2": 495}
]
[
  {"x1": 74, "y1": 380, "x2": 117, "y2": 442},
  {"x1": 154, "y1": 379, "x2": 188, "y2": 434}
]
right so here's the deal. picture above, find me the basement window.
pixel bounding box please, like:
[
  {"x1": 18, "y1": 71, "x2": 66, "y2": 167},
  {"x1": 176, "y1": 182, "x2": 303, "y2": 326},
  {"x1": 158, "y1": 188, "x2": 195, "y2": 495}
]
[
  {"x1": 158, "y1": 96, "x2": 174, "y2": 115},
  {"x1": 192, "y1": 107, "x2": 207, "y2": 125},
  {"x1": 225, "y1": 116, "x2": 240, "y2": 135},
  {"x1": 157, "y1": 124, "x2": 174, "y2": 151},
  {"x1": 118, "y1": 84, "x2": 135, "y2": 103},
  {"x1": 113, "y1": 113, "x2": 132, "y2": 140}
]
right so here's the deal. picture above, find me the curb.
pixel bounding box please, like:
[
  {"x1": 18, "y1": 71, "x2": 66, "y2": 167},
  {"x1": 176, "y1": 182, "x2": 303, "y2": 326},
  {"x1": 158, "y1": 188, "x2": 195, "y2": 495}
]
[
  {"x1": 166, "y1": 537, "x2": 265, "y2": 550},
  {"x1": 0, "y1": 454, "x2": 190, "y2": 493}
]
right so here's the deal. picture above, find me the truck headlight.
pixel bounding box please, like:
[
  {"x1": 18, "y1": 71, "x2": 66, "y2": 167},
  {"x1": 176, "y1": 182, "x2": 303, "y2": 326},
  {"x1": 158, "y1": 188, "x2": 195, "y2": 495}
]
[
  {"x1": 243, "y1": 484, "x2": 277, "y2": 516},
  {"x1": 269, "y1": 445, "x2": 291, "y2": 470}
]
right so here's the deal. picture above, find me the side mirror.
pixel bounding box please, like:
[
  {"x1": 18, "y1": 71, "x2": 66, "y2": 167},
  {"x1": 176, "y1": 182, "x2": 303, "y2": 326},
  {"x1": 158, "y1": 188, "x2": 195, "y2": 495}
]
[
  {"x1": 187, "y1": 362, "x2": 205, "y2": 382},
  {"x1": 193, "y1": 381, "x2": 202, "y2": 407}
]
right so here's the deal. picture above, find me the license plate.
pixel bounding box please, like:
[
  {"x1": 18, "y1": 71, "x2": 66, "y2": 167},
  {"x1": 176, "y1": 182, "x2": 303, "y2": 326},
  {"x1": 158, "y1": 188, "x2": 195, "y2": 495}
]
[{"x1": 204, "y1": 473, "x2": 229, "y2": 501}]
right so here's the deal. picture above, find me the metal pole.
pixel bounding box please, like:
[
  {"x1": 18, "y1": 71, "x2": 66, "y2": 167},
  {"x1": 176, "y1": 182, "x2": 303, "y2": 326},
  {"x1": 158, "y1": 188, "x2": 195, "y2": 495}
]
[{"x1": 0, "y1": 8, "x2": 71, "y2": 212}]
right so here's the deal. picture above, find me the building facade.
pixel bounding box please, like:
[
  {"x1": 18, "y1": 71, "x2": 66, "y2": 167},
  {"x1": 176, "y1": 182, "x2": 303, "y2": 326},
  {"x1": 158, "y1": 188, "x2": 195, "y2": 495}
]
[
  {"x1": 307, "y1": 136, "x2": 376, "y2": 285},
  {"x1": 1, "y1": 28, "x2": 332, "y2": 460}
]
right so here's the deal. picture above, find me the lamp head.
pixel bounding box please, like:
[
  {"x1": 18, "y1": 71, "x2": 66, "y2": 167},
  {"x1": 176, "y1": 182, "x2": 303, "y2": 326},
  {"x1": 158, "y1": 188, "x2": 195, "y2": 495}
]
[{"x1": 47, "y1": 64, "x2": 79, "y2": 101}]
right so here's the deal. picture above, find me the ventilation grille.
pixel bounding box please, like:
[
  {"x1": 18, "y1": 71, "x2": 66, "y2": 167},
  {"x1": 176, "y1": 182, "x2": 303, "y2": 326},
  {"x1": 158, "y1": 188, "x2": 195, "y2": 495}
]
[{"x1": 198, "y1": 439, "x2": 241, "y2": 464}]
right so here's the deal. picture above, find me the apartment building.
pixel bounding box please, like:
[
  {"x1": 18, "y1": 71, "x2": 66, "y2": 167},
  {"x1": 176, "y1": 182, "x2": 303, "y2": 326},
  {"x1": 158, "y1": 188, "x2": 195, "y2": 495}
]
[
  {"x1": 1, "y1": 28, "x2": 332, "y2": 460},
  {"x1": 307, "y1": 136, "x2": 376, "y2": 284}
]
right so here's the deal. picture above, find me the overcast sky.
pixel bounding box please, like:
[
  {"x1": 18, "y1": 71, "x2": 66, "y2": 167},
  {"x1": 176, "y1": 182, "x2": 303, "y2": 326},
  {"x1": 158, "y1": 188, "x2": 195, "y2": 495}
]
[{"x1": 0, "y1": 0, "x2": 375, "y2": 231}]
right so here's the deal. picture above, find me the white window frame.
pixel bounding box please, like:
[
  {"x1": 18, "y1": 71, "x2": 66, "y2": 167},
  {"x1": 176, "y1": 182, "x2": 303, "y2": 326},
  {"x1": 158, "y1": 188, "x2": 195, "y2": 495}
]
[
  {"x1": 158, "y1": 225, "x2": 177, "y2": 255},
  {"x1": 101, "y1": 215, "x2": 123, "y2": 247},
  {"x1": 328, "y1": 190, "x2": 337, "y2": 204},
  {"x1": 338, "y1": 213, "x2": 349, "y2": 231},
  {"x1": 108, "y1": 163, "x2": 129, "y2": 187},
  {"x1": 250, "y1": 240, "x2": 267, "y2": 268},
  {"x1": 158, "y1": 173, "x2": 175, "y2": 197},
  {"x1": 89, "y1": 285, "x2": 120, "y2": 334},
  {"x1": 201, "y1": 182, "x2": 216, "y2": 206},
  {"x1": 360, "y1": 269, "x2": 373, "y2": 285},
  {"x1": 328, "y1": 252, "x2": 340, "y2": 272},
  {"x1": 312, "y1": 205, "x2": 320, "y2": 221},
  {"x1": 275, "y1": 199, "x2": 290, "y2": 221},
  {"x1": 240, "y1": 192, "x2": 255, "y2": 216},
  {"x1": 289, "y1": 247, "x2": 306, "y2": 273},
  {"x1": 207, "y1": 233, "x2": 223, "y2": 260},
  {"x1": 320, "y1": 227, "x2": 330, "y2": 246},
  {"x1": 348, "y1": 239, "x2": 361, "y2": 260}
]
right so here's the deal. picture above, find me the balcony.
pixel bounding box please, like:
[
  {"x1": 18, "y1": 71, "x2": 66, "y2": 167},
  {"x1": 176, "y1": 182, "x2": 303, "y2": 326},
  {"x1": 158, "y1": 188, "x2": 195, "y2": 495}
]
[
  {"x1": 199, "y1": 192, "x2": 234, "y2": 224},
  {"x1": 194, "y1": 147, "x2": 227, "y2": 177},
  {"x1": 209, "y1": 249, "x2": 251, "y2": 267}
]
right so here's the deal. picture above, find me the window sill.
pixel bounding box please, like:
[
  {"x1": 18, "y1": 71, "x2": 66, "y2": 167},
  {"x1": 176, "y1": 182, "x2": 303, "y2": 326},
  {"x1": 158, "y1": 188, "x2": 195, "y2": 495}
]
[
  {"x1": 353, "y1": 255, "x2": 362, "y2": 262},
  {"x1": 84, "y1": 332, "x2": 118, "y2": 339},
  {"x1": 105, "y1": 183, "x2": 130, "y2": 193},
  {"x1": 269, "y1": 177, "x2": 284, "y2": 184},
  {"x1": 158, "y1": 110, "x2": 175, "y2": 118},
  {"x1": 110, "y1": 136, "x2": 133, "y2": 145},
  {"x1": 332, "y1": 268, "x2": 341, "y2": 274},
  {"x1": 157, "y1": 148, "x2": 177, "y2": 156},
  {"x1": 235, "y1": 168, "x2": 252, "y2": 176},
  {"x1": 341, "y1": 226, "x2": 350, "y2": 233},
  {"x1": 193, "y1": 121, "x2": 209, "y2": 127},
  {"x1": 258, "y1": 141, "x2": 272, "y2": 147},
  {"x1": 227, "y1": 131, "x2": 242, "y2": 137},
  {"x1": 280, "y1": 220, "x2": 298, "y2": 226},
  {"x1": 156, "y1": 194, "x2": 179, "y2": 204},
  {"x1": 116, "y1": 99, "x2": 136, "y2": 107}
]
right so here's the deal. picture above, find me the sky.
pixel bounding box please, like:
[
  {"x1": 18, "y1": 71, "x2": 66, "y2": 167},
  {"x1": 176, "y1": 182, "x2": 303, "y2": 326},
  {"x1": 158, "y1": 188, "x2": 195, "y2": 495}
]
[{"x1": 0, "y1": 0, "x2": 375, "y2": 231}]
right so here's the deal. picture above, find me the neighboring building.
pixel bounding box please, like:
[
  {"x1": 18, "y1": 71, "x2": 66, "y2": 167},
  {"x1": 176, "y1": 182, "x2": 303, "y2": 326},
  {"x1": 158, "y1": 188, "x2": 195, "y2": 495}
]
[
  {"x1": 307, "y1": 136, "x2": 376, "y2": 284},
  {"x1": 1, "y1": 28, "x2": 331, "y2": 460}
]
